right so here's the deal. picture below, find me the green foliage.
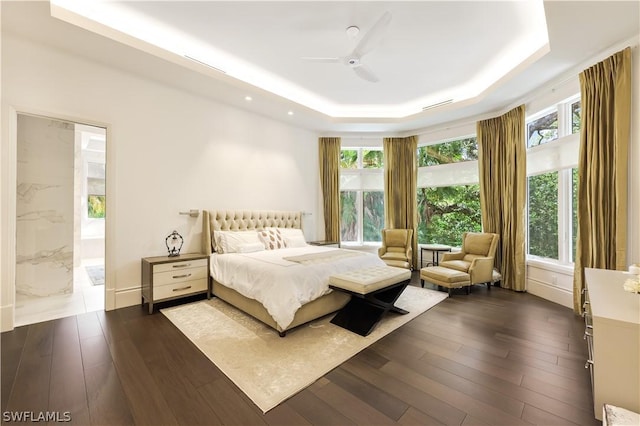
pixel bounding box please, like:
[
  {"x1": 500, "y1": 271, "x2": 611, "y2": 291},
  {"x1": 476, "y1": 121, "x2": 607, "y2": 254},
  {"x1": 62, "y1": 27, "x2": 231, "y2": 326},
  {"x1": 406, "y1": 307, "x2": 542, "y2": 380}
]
[
  {"x1": 418, "y1": 138, "x2": 477, "y2": 167},
  {"x1": 340, "y1": 191, "x2": 357, "y2": 242},
  {"x1": 528, "y1": 172, "x2": 558, "y2": 259},
  {"x1": 572, "y1": 101, "x2": 581, "y2": 134},
  {"x1": 88, "y1": 195, "x2": 106, "y2": 219},
  {"x1": 417, "y1": 185, "x2": 481, "y2": 247},
  {"x1": 362, "y1": 191, "x2": 384, "y2": 242},
  {"x1": 340, "y1": 150, "x2": 358, "y2": 169},
  {"x1": 340, "y1": 191, "x2": 384, "y2": 243},
  {"x1": 362, "y1": 150, "x2": 384, "y2": 168},
  {"x1": 527, "y1": 112, "x2": 558, "y2": 147}
]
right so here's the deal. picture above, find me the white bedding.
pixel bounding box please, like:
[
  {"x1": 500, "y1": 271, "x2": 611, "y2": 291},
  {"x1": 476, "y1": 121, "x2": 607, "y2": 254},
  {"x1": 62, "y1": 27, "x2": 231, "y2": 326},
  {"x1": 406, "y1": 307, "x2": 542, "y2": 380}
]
[{"x1": 210, "y1": 245, "x2": 386, "y2": 329}]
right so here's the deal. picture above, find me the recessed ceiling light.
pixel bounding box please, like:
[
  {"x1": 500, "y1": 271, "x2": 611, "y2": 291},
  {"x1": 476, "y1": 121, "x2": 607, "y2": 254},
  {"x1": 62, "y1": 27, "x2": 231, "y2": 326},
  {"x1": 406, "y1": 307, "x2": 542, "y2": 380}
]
[
  {"x1": 287, "y1": 111, "x2": 294, "y2": 116},
  {"x1": 245, "y1": 96, "x2": 252, "y2": 101}
]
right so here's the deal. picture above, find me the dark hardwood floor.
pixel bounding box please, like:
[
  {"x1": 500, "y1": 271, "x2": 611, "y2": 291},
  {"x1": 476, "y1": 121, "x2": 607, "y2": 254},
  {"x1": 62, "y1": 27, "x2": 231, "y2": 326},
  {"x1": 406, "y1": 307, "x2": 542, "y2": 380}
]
[{"x1": 2, "y1": 273, "x2": 599, "y2": 425}]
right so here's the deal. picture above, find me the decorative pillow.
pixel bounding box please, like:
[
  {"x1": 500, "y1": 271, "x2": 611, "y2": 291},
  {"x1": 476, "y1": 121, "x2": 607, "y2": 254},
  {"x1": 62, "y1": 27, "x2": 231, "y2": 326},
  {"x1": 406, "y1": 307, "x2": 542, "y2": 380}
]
[
  {"x1": 258, "y1": 228, "x2": 286, "y2": 250},
  {"x1": 214, "y1": 230, "x2": 261, "y2": 254},
  {"x1": 284, "y1": 235, "x2": 307, "y2": 248},
  {"x1": 237, "y1": 242, "x2": 265, "y2": 253}
]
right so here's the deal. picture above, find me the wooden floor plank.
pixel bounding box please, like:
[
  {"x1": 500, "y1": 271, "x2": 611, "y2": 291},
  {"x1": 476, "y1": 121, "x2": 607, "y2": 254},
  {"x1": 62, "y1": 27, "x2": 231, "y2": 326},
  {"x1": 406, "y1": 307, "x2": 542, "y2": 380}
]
[
  {"x1": 5, "y1": 322, "x2": 53, "y2": 413},
  {"x1": 419, "y1": 351, "x2": 597, "y2": 425},
  {"x1": 84, "y1": 362, "x2": 135, "y2": 425},
  {"x1": 285, "y1": 388, "x2": 356, "y2": 426},
  {"x1": 108, "y1": 336, "x2": 178, "y2": 425},
  {"x1": 380, "y1": 360, "x2": 529, "y2": 425},
  {"x1": 311, "y1": 380, "x2": 397, "y2": 425},
  {"x1": 397, "y1": 406, "x2": 446, "y2": 425},
  {"x1": 49, "y1": 317, "x2": 90, "y2": 424},
  {"x1": 198, "y1": 378, "x2": 267, "y2": 425},
  {"x1": 0, "y1": 326, "x2": 28, "y2": 412},
  {"x1": 326, "y1": 365, "x2": 409, "y2": 421},
  {"x1": 343, "y1": 357, "x2": 467, "y2": 425}
]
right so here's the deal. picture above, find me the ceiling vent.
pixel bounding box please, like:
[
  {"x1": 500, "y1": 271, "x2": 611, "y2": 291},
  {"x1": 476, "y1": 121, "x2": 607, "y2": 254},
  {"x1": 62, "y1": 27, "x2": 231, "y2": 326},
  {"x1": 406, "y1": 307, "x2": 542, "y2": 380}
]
[
  {"x1": 184, "y1": 55, "x2": 227, "y2": 74},
  {"x1": 422, "y1": 99, "x2": 453, "y2": 111}
]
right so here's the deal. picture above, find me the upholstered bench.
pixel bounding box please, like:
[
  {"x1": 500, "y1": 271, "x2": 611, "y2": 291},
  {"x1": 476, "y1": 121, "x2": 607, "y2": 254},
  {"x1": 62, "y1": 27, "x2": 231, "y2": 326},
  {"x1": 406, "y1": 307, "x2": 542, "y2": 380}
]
[
  {"x1": 420, "y1": 266, "x2": 471, "y2": 296},
  {"x1": 329, "y1": 266, "x2": 411, "y2": 336}
]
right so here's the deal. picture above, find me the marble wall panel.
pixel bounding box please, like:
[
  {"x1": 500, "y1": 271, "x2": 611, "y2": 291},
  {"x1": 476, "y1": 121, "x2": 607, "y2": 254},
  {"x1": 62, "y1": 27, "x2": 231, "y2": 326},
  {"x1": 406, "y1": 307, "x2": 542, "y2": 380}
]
[{"x1": 16, "y1": 115, "x2": 74, "y2": 296}]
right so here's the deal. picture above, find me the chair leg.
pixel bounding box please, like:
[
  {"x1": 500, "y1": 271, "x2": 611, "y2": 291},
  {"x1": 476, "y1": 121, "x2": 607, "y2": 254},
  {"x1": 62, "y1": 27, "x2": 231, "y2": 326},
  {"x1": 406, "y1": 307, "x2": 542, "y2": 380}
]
[
  {"x1": 420, "y1": 279, "x2": 424, "y2": 288},
  {"x1": 466, "y1": 286, "x2": 470, "y2": 295},
  {"x1": 447, "y1": 287, "x2": 452, "y2": 296},
  {"x1": 486, "y1": 282, "x2": 491, "y2": 290}
]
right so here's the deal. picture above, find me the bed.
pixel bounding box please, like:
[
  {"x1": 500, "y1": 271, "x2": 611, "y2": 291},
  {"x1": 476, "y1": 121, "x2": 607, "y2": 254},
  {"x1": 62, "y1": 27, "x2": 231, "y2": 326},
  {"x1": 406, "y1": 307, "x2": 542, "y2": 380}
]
[{"x1": 201, "y1": 209, "x2": 386, "y2": 336}]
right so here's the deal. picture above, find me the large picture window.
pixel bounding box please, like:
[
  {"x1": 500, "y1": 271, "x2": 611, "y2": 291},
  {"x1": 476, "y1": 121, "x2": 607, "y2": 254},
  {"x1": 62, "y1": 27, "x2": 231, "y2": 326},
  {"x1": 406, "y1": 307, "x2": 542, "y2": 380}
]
[
  {"x1": 417, "y1": 137, "x2": 481, "y2": 247},
  {"x1": 339, "y1": 148, "x2": 384, "y2": 244},
  {"x1": 526, "y1": 96, "x2": 580, "y2": 263},
  {"x1": 528, "y1": 172, "x2": 559, "y2": 259}
]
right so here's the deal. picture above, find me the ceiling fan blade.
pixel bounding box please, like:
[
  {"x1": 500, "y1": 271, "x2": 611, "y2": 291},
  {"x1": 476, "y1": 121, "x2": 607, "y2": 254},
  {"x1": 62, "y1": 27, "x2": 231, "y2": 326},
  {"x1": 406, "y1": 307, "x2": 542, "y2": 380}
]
[
  {"x1": 353, "y1": 65, "x2": 379, "y2": 83},
  {"x1": 301, "y1": 56, "x2": 341, "y2": 63},
  {"x1": 352, "y1": 11, "x2": 391, "y2": 58}
]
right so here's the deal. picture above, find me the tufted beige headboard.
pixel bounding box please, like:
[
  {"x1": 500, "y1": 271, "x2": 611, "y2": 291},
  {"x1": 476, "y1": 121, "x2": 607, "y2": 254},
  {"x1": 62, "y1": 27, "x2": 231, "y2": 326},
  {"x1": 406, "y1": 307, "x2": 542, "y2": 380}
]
[{"x1": 202, "y1": 209, "x2": 302, "y2": 255}]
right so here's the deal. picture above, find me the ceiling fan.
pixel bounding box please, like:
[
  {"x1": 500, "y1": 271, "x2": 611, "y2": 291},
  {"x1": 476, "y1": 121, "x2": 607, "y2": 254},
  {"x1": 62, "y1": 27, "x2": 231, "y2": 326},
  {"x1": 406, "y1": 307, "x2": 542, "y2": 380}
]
[{"x1": 302, "y1": 12, "x2": 392, "y2": 83}]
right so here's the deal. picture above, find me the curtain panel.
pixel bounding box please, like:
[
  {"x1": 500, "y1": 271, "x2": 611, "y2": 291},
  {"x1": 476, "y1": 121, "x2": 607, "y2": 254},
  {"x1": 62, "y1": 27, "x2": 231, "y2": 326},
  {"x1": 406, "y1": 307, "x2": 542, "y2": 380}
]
[
  {"x1": 383, "y1": 136, "x2": 418, "y2": 268},
  {"x1": 573, "y1": 47, "x2": 631, "y2": 314},
  {"x1": 477, "y1": 105, "x2": 527, "y2": 291},
  {"x1": 318, "y1": 137, "x2": 341, "y2": 242}
]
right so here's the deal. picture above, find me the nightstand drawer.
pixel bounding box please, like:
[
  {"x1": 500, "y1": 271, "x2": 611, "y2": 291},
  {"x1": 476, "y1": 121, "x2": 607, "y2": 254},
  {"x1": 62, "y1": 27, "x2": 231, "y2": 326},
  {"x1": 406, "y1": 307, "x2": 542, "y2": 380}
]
[
  {"x1": 153, "y1": 266, "x2": 208, "y2": 286},
  {"x1": 154, "y1": 278, "x2": 208, "y2": 301},
  {"x1": 154, "y1": 258, "x2": 208, "y2": 273}
]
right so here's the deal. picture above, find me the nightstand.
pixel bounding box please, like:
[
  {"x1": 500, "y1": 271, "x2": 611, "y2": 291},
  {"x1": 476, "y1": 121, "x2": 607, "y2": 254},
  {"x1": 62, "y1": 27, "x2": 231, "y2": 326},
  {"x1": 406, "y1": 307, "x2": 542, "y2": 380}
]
[{"x1": 141, "y1": 253, "x2": 210, "y2": 314}]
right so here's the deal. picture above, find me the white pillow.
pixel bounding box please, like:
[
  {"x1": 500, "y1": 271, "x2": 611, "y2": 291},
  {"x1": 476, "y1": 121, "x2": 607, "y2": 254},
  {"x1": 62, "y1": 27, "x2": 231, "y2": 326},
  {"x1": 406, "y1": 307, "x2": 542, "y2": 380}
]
[
  {"x1": 215, "y1": 230, "x2": 261, "y2": 254},
  {"x1": 237, "y1": 242, "x2": 265, "y2": 253},
  {"x1": 284, "y1": 235, "x2": 307, "y2": 248}
]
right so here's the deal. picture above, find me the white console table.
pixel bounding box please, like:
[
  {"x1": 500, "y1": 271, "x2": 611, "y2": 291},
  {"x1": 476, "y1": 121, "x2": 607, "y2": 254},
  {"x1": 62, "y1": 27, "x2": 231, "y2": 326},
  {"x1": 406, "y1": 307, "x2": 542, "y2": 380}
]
[{"x1": 584, "y1": 268, "x2": 640, "y2": 420}]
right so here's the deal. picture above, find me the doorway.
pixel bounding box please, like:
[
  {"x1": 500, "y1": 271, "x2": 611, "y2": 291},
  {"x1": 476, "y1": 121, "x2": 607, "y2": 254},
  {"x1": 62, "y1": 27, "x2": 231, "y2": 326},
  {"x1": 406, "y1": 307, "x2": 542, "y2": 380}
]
[{"x1": 14, "y1": 114, "x2": 106, "y2": 326}]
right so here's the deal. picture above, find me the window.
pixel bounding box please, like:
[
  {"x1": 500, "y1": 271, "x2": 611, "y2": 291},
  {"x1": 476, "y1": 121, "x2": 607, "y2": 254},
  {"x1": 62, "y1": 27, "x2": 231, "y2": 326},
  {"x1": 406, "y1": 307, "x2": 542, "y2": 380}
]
[
  {"x1": 527, "y1": 110, "x2": 558, "y2": 147},
  {"x1": 417, "y1": 137, "x2": 481, "y2": 247},
  {"x1": 339, "y1": 148, "x2": 384, "y2": 244},
  {"x1": 528, "y1": 172, "x2": 559, "y2": 259},
  {"x1": 526, "y1": 96, "x2": 580, "y2": 263},
  {"x1": 87, "y1": 161, "x2": 105, "y2": 219},
  {"x1": 571, "y1": 100, "x2": 581, "y2": 134}
]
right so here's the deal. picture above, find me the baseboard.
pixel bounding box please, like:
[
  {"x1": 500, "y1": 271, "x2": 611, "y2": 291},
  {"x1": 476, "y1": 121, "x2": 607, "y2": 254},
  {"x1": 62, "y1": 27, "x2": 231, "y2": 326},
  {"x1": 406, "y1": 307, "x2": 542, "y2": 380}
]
[
  {"x1": 1, "y1": 304, "x2": 14, "y2": 332},
  {"x1": 115, "y1": 286, "x2": 142, "y2": 310},
  {"x1": 527, "y1": 278, "x2": 573, "y2": 309}
]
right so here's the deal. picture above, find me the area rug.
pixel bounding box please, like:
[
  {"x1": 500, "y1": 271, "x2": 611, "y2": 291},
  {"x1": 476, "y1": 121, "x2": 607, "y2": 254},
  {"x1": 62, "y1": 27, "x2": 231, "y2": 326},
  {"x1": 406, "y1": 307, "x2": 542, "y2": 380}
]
[
  {"x1": 85, "y1": 265, "x2": 104, "y2": 286},
  {"x1": 161, "y1": 285, "x2": 447, "y2": 413}
]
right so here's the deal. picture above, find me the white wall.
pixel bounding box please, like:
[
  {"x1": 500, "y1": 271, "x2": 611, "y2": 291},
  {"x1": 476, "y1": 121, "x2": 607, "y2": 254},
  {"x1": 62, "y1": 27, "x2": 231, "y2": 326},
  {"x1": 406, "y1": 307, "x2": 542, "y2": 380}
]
[{"x1": 1, "y1": 33, "x2": 321, "y2": 330}]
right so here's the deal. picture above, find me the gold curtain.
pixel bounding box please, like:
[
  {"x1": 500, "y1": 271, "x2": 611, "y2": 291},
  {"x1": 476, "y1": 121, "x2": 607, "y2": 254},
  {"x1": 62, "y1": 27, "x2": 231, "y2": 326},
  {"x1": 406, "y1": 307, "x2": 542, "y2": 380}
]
[
  {"x1": 318, "y1": 137, "x2": 341, "y2": 242},
  {"x1": 477, "y1": 105, "x2": 526, "y2": 291},
  {"x1": 383, "y1": 136, "x2": 418, "y2": 268},
  {"x1": 573, "y1": 47, "x2": 631, "y2": 313}
]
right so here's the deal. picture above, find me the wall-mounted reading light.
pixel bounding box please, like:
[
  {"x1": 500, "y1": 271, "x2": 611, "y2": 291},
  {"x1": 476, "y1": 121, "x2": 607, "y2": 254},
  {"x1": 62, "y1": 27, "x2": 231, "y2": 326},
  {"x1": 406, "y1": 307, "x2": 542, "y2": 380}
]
[{"x1": 179, "y1": 209, "x2": 200, "y2": 218}]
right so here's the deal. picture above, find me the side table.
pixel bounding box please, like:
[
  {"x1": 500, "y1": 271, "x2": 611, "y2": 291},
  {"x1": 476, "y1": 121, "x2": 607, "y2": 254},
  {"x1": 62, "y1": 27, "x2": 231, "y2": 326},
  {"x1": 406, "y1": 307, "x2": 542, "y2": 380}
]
[
  {"x1": 420, "y1": 244, "x2": 452, "y2": 268},
  {"x1": 141, "y1": 253, "x2": 210, "y2": 314}
]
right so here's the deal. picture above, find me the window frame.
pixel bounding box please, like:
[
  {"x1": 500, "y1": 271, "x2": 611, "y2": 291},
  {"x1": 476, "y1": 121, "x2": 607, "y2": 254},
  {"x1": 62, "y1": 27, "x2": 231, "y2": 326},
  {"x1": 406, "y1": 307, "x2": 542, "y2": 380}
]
[
  {"x1": 416, "y1": 136, "x2": 481, "y2": 247},
  {"x1": 525, "y1": 94, "x2": 580, "y2": 265},
  {"x1": 339, "y1": 147, "x2": 384, "y2": 246}
]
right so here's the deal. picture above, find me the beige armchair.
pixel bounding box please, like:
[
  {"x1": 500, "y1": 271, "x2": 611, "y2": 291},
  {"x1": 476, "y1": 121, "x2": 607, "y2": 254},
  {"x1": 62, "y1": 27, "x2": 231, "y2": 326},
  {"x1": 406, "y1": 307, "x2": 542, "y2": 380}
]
[
  {"x1": 378, "y1": 229, "x2": 413, "y2": 270},
  {"x1": 439, "y1": 232, "x2": 499, "y2": 287}
]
